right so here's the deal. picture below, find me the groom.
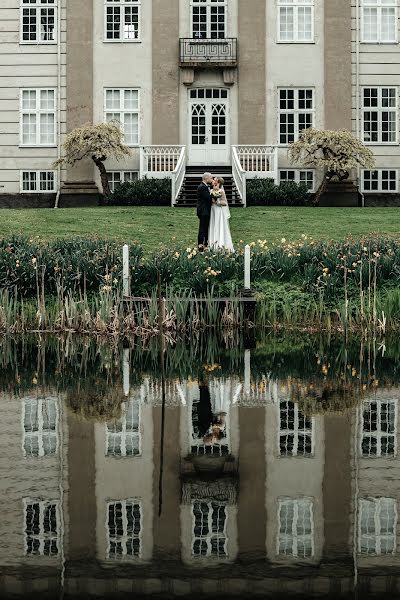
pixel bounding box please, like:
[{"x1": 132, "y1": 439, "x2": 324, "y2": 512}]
[{"x1": 197, "y1": 172, "x2": 213, "y2": 251}]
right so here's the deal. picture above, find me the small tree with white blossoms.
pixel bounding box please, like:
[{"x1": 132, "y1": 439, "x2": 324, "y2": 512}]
[
  {"x1": 54, "y1": 122, "x2": 131, "y2": 198},
  {"x1": 288, "y1": 128, "x2": 375, "y2": 205}
]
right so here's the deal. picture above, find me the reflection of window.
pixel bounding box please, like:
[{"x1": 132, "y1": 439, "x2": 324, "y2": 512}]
[
  {"x1": 107, "y1": 500, "x2": 141, "y2": 559},
  {"x1": 192, "y1": 501, "x2": 227, "y2": 557},
  {"x1": 24, "y1": 500, "x2": 58, "y2": 556},
  {"x1": 361, "y1": 399, "x2": 396, "y2": 457},
  {"x1": 359, "y1": 497, "x2": 397, "y2": 555},
  {"x1": 278, "y1": 0, "x2": 314, "y2": 43},
  {"x1": 190, "y1": 397, "x2": 229, "y2": 456},
  {"x1": 278, "y1": 497, "x2": 313, "y2": 558},
  {"x1": 23, "y1": 397, "x2": 58, "y2": 457},
  {"x1": 107, "y1": 399, "x2": 140, "y2": 457},
  {"x1": 361, "y1": 0, "x2": 397, "y2": 43},
  {"x1": 279, "y1": 401, "x2": 313, "y2": 456}
]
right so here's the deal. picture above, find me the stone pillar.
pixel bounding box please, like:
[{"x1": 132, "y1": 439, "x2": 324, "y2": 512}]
[
  {"x1": 152, "y1": 406, "x2": 181, "y2": 561},
  {"x1": 237, "y1": 407, "x2": 267, "y2": 561},
  {"x1": 67, "y1": 415, "x2": 97, "y2": 561},
  {"x1": 324, "y1": 1, "x2": 352, "y2": 130},
  {"x1": 62, "y1": 0, "x2": 99, "y2": 206},
  {"x1": 322, "y1": 415, "x2": 352, "y2": 562},
  {"x1": 237, "y1": 0, "x2": 266, "y2": 144},
  {"x1": 152, "y1": 0, "x2": 180, "y2": 144}
]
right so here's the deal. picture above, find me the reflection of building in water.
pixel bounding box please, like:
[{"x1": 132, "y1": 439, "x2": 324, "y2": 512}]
[
  {"x1": 0, "y1": 391, "x2": 67, "y2": 587},
  {"x1": 265, "y1": 389, "x2": 324, "y2": 565},
  {"x1": 354, "y1": 390, "x2": 400, "y2": 577},
  {"x1": 95, "y1": 388, "x2": 153, "y2": 563}
]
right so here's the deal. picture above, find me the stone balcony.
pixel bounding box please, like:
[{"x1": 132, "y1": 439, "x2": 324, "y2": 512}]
[{"x1": 179, "y1": 37, "x2": 238, "y2": 85}]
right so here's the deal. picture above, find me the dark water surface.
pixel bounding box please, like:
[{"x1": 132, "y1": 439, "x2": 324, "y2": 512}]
[{"x1": 1, "y1": 333, "x2": 400, "y2": 599}]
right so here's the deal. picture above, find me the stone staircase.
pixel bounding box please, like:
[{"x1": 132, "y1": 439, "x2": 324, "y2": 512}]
[{"x1": 175, "y1": 166, "x2": 243, "y2": 207}]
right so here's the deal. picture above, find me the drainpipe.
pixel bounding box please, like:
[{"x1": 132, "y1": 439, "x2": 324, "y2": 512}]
[
  {"x1": 54, "y1": 0, "x2": 62, "y2": 208},
  {"x1": 355, "y1": 0, "x2": 362, "y2": 206}
]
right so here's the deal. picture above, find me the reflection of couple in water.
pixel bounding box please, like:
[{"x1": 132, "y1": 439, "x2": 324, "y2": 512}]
[{"x1": 198, "y1": 379, "x2": 227, "y2": 446}]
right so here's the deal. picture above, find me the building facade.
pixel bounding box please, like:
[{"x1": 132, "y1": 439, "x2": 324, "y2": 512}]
[{"x1": 0, "y1": 0, "x2": 399, "y2": 206}]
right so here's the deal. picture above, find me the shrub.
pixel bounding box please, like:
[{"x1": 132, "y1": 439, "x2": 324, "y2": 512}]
[
  {"x1": 109, "y1": 177, "x2": 171, "y2": 206},
  {"x1": 246, "y1": 178, "x2": 309, "y2": 206}
]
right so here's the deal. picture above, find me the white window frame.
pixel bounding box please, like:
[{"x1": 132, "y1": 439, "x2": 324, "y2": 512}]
[
  {"x1": 279, "y1": 169, "x2": 315, "y2": 192},
  {"x1": 277, "y1": 497, "x2": 314, "y2": 558},
  {"x1": 20, "y1": 88, "x2": 56, "y2": 147},
  {"x1": 106, "y1": 499, "x2": 142, "y2": 559},
  {"x1": 359, "y1": 497, "x2": 397, "y2": 555},
  {"x1": 104, "y1": 88, "x2": 140, "y2": 147},
  {"x1": 20, "y1": 170, "x2": 57, "y2": 193},
  {"x1": 104, "y1": 0, "x2": 141, "y2": 42},
  {"x1": 106, "y1": 399, "x2": 141, "y2": 457},
  {"x1": 278, "y1": 88, "x2": 315, "y2": 146},
  {"x1": 20, "y1": 0, "x2": 57, "y2": 45},
  {"x1": 24, "y1": 499, "x2": 59, "y2": 556},
  {"x1": 22, "y1": 396, "x2": 58, "y2": 457},
  {"x1": 279, "y1": 400, "x2": 314, "y2": 457},
  {"x1": 361, "y1": 86, "x2": 398, "y2": 145},
  {"x1": 277, "y1": 0, "x2": 315, "y2": 43},
  {"x1": 106, "y1": 170, "x2": 139, "y2": 193},
  {"x1": 190, "y1": 0, "x2": 227, "y2": 39},
  {"x1": 360, "y1": 398, "x2": 397, "y2": 456},
  {"x1": 192, "y1": 500, "x2": 228, "y2": 558},
  {"x1": 361, "y1": 169, "x2": 399, "y2": 193},
  {"x1": 361, "y1": 0, "x2": 398, "y2": 44}
]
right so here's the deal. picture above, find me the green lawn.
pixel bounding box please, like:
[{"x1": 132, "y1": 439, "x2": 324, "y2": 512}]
[{"x1": 0, "y1": 206, "x2": 399, "y2": 251}]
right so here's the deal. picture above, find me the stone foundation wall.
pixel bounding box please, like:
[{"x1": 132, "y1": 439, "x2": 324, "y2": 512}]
[
  {"x1": 363, "y1": 194, "x2": 400, "y2": 208},
  {"x1": 0, "y1": 194, "x2": 100, "y2": 209}
]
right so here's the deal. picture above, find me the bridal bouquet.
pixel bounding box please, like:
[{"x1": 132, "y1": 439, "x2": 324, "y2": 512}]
[{"x1": 211, "y1": 189, "x2": 222, "y2": 205}]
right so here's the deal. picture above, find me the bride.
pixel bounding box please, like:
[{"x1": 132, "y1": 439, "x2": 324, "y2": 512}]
[{"x1": 209, "y1": 177, "x2": 234, "y2": 252}]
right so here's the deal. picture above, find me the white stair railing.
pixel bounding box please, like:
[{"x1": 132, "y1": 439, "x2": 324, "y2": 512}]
[
  {"x1": 231, "y1": 146, "x2": 247, "y2": 207},
  {"x1": 139, "y1": 145, "x2": 186, "y2": 206},
  {"x1": 232, "y1": 145, "x2": 278, "y2": 180}
]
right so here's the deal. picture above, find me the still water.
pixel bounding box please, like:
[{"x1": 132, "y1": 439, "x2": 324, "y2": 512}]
[{"x1": 0, "y1": 333, "x2": 400, "y2": 599}]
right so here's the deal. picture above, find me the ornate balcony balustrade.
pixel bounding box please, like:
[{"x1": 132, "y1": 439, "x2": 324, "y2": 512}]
[{"x1": 179, "y1": 38, "x2": 238, "y2": 68}]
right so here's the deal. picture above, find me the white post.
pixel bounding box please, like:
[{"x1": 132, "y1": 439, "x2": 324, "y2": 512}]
[
  {"x1": 244, "y1": 244, "x2": 251, "y2": 290},
  {"x1": 244, "y1": 349, "x2": 251, "y2": 395},
  {"x1": 123, "y1": 348, "x2": 130, "y2": 397},
  {"x1": 123, "y1": 244, "x2": 130, "y2": 297}
]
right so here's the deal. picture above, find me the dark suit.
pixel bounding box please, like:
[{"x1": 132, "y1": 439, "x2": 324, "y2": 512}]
[{"x1": 197, "y1": 182, "x2": 212, "y2": 248}]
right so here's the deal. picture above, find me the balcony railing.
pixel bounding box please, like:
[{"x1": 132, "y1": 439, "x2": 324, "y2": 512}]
[{"x1": 179, "y1": 38, "x2": 238, "y2": 68}]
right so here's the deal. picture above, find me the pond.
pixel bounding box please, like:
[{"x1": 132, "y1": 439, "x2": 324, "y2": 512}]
[{"x1": 0, "y1": 333, "x2": 399, "y2": 599}]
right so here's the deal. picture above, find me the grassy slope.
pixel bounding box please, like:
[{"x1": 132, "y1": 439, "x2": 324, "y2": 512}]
[{"x1": 0, "y1": 206, "x2": 398, "y2": 251}]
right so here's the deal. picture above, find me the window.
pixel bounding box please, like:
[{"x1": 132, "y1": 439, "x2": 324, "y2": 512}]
[
  {"x1": 192, "y1": 501, "x2": 227, "y2": 557},
  {"x1": 106, "y1": 399, "x2": 140, "y2": 456},
  {"x1": 279, "y1": 169, "x2": 314, "y2": 191},
  {"x1": 278, "y1": 0, "x2": 314, "y2": 43},
  {"x1": 105, "y1": 0, "x2": 141, "y2": 41},
  {"x1": 279, "y1": 88, "x2": 314, "y2": 144},
  {"x1": 107, "y1": 500, "x2": 141, "y2": 559},
  {"x1": 191, "y1": 0, "x2": 226, "y2": 39},
  {"x1": 23, "y1": 397, "x2": 58, "y2": 457},
  {"x1": 362, "y1": 169, "x2": 398, "y2": 193},
  {"x1": 279, "y1": 400, "x2": 313, "y2": 456},
  {"x1": 20, "y1": 89, "x2": 56, "y2": 146},
  {"x1": 105, "y1": 89, "x2": 139, "y2": 146},
  {"x1": 107, "y1": 171, "x2": 138, "y2": 193},
  {"x1": 361, "y1": 399, "x2": 396, "y2": 456},
  {"x1": 278, "y1": 497, "x2": 314, "y2": 558},
  {"x1": 20, "y1": 0, "x2": 56, "y2": 44},
  {"x1": 362, "y1": 87, "x2": 397, "y2": 144},
  {"x1": 359, "y1": 497, "x2": 397, "y2": 555},
  {"x1": 21, "y1": 170, "x2": 56, "y2": 193},
  {"x1": 24, "y1": 500, "x2": 59, "y2": 556},
  {"x1": 361, "y1": 0, "x2": 397, "y2": 43}
]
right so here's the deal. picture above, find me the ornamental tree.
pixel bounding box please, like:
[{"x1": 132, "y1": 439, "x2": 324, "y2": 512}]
[
  {"x1": 288, "y1": 128, "x2": 375, "y2": 203},
  {"x1": 54, "y1": 122, "x2": 131, "y2": 197}
]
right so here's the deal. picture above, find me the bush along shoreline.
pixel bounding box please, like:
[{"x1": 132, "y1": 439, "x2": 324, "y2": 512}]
[{"x1": 0, "y1": 235, "x2": 400, "y2": 334}]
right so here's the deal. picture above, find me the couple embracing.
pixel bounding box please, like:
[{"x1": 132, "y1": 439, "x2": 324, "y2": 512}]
[{"x1": 197, "y1": 172, "x2": 234, "y2": 253}]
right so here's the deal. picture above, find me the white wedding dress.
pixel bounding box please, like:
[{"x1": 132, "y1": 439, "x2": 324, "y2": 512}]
[{"x1": 208, "y1": 187, "x2": 234, "y2": 252}]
